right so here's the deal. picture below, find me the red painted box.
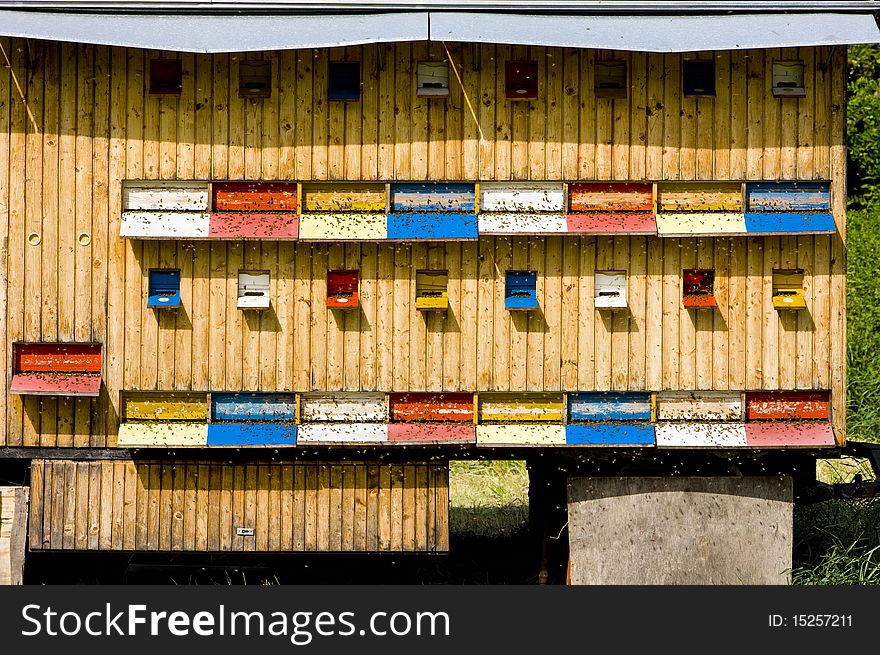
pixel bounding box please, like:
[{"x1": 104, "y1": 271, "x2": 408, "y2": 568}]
[
  {"x1": 389, "y1": 392, "x2": 474, "y2": 423},
  {"x1": 14, "y1": 343, "x2": 102, "y2": 373},
  {"x1": 568, "y1": 183, "x2": 654, "y2": 212},
  {"x1": 682, "y1": 269, "x2": 717, "y2": 308},
  {"x1": 209, "y1": 213, "x2": 299, "y2": 239},
  {"x1": 746, "y1": 391, "x2": 830, "y2": 421},
  {"x1": 212, "y1": 182, "x2": 299, "y2": 212},
  {"x1": 505, "y1": 61, "x2": 538, "y2": 100},
  {"x1": 327, "y1": 271, "x2": 359, "y2": 309}
]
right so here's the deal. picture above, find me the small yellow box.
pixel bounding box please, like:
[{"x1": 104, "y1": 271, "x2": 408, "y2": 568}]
[
  {"x1": 772, "y1": 271, "x2": 806, "y2": 310},
  {"x1": 415, "y1": 271, "x2": 449, "y2": 311},
  {"x1": 122, "y1": 392, "x2": 209, "y2": 421}
]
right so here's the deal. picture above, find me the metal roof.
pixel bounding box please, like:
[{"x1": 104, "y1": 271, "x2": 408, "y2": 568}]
[
  {"x1": 431, "y1": 12, "x2": 880, "y2": 51},
  {"x1": 0, "y1": 10, "x2": 430, "y2": 51},
  {"x1": 0, "y1": 1, "x2": 879, "y2": 13},
  {"x1": 0, "y1": 3, "x2": 878, "y2": 52}
]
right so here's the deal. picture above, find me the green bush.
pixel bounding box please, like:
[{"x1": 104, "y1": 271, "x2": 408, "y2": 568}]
[{"x1": 847, "y1": 45, "x2": 880, "y2": 203}]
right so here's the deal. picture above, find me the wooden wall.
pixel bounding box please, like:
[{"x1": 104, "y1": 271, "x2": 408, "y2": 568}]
[
  {"x1": 28, "y1": 459, "x2": 449, "y2": 552},
  {"x1": 0, "y1": 39, "x2": 847, "y2": 447}
]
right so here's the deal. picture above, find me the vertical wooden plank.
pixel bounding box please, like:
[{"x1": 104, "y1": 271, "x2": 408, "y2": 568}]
[
  {"x1": 88, "y1": 461, "x2": 101, "y2": 550},
  {"x1": 62, "y1": 460, "x2": 76, "y2": 550},
  {"x1": 280, "y1": 463, "x2": 294, "y2": 551},
  {"x1": 195, "y1": 463, "x2": 208, "y2": 552},
  {"x1": 394, "y1": 43, "x2": 412, "y2": 180},
  {"x1": 310, "y1": 245, "x2": 328, "y2": 390},
  {"x1": 0, "y1": 38, "x2": 10, "y2": 444},
  {"x1": 778, "y1": 236, "x2": 799, "y2": 389},
  {"x1": 244, "y1": 463, "x2": 257, "y2": 552},
  {"x1": 745, "y1": 237, "x2": 764, "y2": 389},
  {"x1": 695, "y1": 238, "x2": 714, "y2": 389},
  {"x1": 184, "y1": 462, "x2": 197, "y2": 551},
  {"x1": 728, "y1": 49, "x2": 748, "y2": 179},
  {"x1": 330, "y1": 464, "x2": 344, "y2": 551},
  {"x1": 662, "y1": 54, "x2": 681, "y2": 180},
  {"x1": 478, "y1": 44, "x2": 496, "y2": 179},
  {"x1": 409, "y1": 243, "x2": 428, "y2": 389},
  {"x1": 544, "y1": 236, "x2": 562, "y2": 390},
  {"x1": 29, "y1": 461, "x2": 45, "y2": 551},
  {"x1": 24, "y1": 41, "x2": 44, "y2": 356},
  {"x1": 268, "y1": 464, "x2": 281, "y2": 552},
  {"x1": 830, "y1": 46, "x2": 846, "y2": 442},
  {"x1": 561, "y1": 47, "x2": 580, "y2": 180},
  {"x1": 611, "y1": 236, "x2": 630, "y2": 389},
  {"x1": 231, "y1": 463, "x2": 245, "y2": 551},
  {"x1": 343, "y1": 243, "x2": 361, "y2": 390},
  {"x1": 713, "y1": 238, "x2": 731, "y2": 390},
  {"x1": 499, "y1": 237, "x2": 517, "y2": 390},
  {"x1": 317, "y1": 464, "x2": 330, "y2": 551},
  {"x1": 763, "y1": 49, "x2": 781, "y2": 180},
  {"x1": 577, "y1": 237, "x2": 596, "y2": 391},
  {"x1": 746, "y1": 50, "x2": 764, "y2": 180},
  {"x1": 414, "y1": 465, "x2": 428, "y2": 551},
  {"x1": 170, "y1": 462, "x2": 185, "y2": 551},
  {"x1": 159, "y1": 463, "x2": 172, "y2": 551},
  {"x1": 578, "y1": 49, "x2": 596, "y2": 181},
  {"x1": 797, "y1": 47, "x2": 815, "y2": 178},
  {"x1": 123, "y1": 460, "x2": 138, "y2": 551},
  {"x1": 476, "y1": 237, "x2": 494, "y2": 389},
  {"x1": 73, "y1": 462, "x2": 89, "y2": 550},
  {"x1": 392, "y1": 244, "x2": 411, "y2": 389},
  {"x1": 443, "y1": 243, "x2": 463, "y2": 390},
  {"x1": 259, "y1": 242, "x2": 278, "y2": 389},
  {"x1": 402, "y1": 465, "x2": 415, "y2": 551},
  {"x1": 294, "y1": 462, "x2": 307, "y2": 551},
  {"x1": 796, "y1": 236, "x2": 815, "y2": 390},
  {"x1": 111, "y1": 461, "x2": 125, "y2": 550},
  {"x1": 359, "y1": 243, "x2": 378, "y2": 390},
  {"x1": 594, "y1": 237, "x2": 613, "y2": 390},
  {"x1": 426, "y1": 44, "x2": 447, "y2": 180},
  {"x1": 714, "y1": 50, "x2": 731, "y2": 179},
  {"x1": 326, "y1": 243, "x2": 345, "y2": 390},
  {"x1": 762, "y1": 237, "x2": 780, "y2": 389},
  {"x1": 293, "y1": 243, "x2": 311, "y2": 390},
  {"x1": 628, "y1": 236, "x2": 647, "y2": 390},
  {"x1": 494, "y1": 44, "x2": 512, "y2": 180},
  {"x1": 135, "y1": 462, "x2": 149, "y2": 550},
  {"x1": 41, "y1": 43, "x2": 59, "y2": 350},
  {"x1": 661, "y1": 239, "x2": 680, "y2": 390},
  {"x1": 50, "y1": 462, "x2": 64, "y2": 550},
  {"x1": 813, "y1": 47, "x2": 830, "y2": 178},
  {"x1": 256, "y1": 464, "x2": 270, "y2": 552},
  {"x1": 813, "y1": 235, "x2": 831, "y2": 389},
  {"x1": 779, "y1": 48, "x2": 799, "y2": 179},
  {"x1": 426, "y1": 243, "x2": 445, "y2": 391},
  {"x1": 305, "y1": 464, "x2": 318, "y2": 550},
  {"x1": 644, "y1": 237, "x2": 663, "y2": 391}
]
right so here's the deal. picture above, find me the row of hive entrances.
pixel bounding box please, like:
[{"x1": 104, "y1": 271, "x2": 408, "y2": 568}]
[
  {"x1": 113, "y1": 390, "x2": 834, "y2": 448},
  {"x1": 141, "y1": 268, "x2": 808, "y2": 313},
  {"x1": 119, "y1": 180, "x2": 835, "y2": 240}
]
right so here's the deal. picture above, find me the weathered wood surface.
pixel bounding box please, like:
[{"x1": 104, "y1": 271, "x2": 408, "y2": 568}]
[
  {"x1": 0, "y1": 41, "x2": 848, "y2": 447},
  {"x1": 28, "y1": 460, "x2": 449, "y2": 552},
  {"x1": 567, "y1": 476, "x2": 792, "y2": 584},
  {"x1": 0, "y1": 487, "x2": 28, "y2": 585},
  {"x1": 656, "y1": 391, "x2": 743, "y2": 421}
]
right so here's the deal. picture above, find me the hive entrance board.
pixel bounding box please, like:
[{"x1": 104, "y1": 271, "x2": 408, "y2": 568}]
[
  {"x1": 505, "y1": 271, "x2": 538, "y2": 311},
  {"x1": 327, "y1": 271, "x2": 359, "y2": 309},
  {"x1": 417, "y1": 61, "x2": 450, "y2": 96},
  {"x1": 415, "y1": 271, "x2": 449, "y2": 311},
  {"x1": 772, "y1": 61, "x2": 806, "y2": 97},
  {"x1": 10, "y1": 343, "x2": 102, "y2": 397},
  {"x1": 594, "y1": 271, "x2": 627, "y2": 309},
  {"x1": 239, "y1": 60, "x2": 272, "y2": 98},
  {"x1": 682, "y1": 269, "x2": 716, "y2": 308},
  {"x1": 505, "y1": 61, "x2": 538, "y2": 99},
  {"x1": 237, "y1": 271, "x2": 270, "y2": 310},
  {"x1": 594, "y1": 61, "x2": 628, "y2": 99},
  {"x1": 147, "y1": 270, "x2": 181, "y2": 309},
  {"x1": 772, "y1": 270, "x2": 806, "y2": 310}
]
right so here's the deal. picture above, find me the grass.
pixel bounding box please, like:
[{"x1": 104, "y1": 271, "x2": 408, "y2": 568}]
[{"x1": 449, "y1": 460, "x2": 529, "y2": 539}]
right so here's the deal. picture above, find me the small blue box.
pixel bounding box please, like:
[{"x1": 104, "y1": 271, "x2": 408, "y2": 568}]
[
  {"x1": 568, "y1": 392, "x2": 652, "y2": 422},
  {"x1": 744, "y1": 212, "x2": 836, "y2": 234},
  {"x1": 505, "y1": 271, "x2": 538, "y2": 311},
  {"x1": 147, "y1": 270, "x2": 181, "y2": 309}
]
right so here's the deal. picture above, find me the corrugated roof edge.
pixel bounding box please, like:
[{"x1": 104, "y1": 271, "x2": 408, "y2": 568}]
[{"x1": 0, "y1": 1, "x2": 878, "y2": 14}]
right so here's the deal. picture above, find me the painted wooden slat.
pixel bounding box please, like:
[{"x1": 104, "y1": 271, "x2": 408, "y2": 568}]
[
  {"x1": 744, "y1": 422, "x2": 835, "y2": 447},
  {"x1": 301, "y1": 183, "x2": 386, "y2": 212},
  {"x1": 655, "y1": 213, "x2": 747, "y2": 236},
  {"x1": 478, "y1": 213, "x2": 567, "y2": 234},
  {"x1": 655, "y1": 423, "x2": 748, "y2": 447},
  {"x1": 122, "y1": 392, "x2": 209, "y2": 421},
  {"x1": 14, "y1": 343, "x2": 101, "y2": 372},
  {"x1": 123, "y1": 181, "x2": 210, "y2": 211},
  {"x1": 656, "y1": 182, "x2": 743, "y2": 212},
  {"x1": 479, "y1": 182, "x2": 565, "y2": 212},
  {"x1": 10, "y1": 373, "x2": 101, "y2": 397},
  {"x1": 297, "y1": 213, "x2": 387, "y2": 240},
  {"x1": 478, "y1": 393, "x2": 565, "y2": 423},
  {"x1": 117, "y1": 422, "x2": 209, "y2": 447},
  {"x1": 120, "y1": 211, "x2": 211, "y2": 238},
  {"x1": 386, "y1": 424, "x2": 476, "y2": 443},
  {"x1": 389, "y1": 392, "x2": 474, "y2": 423},
  {"x1": 746, "y1": 182, "x2": 830, "y2": 212},
  {"x1": 476, "y1": 424, "x2": 566, "y2": 446},
  {"x1": 300, "y1": 392, "x2": 388, "y2": 422},
  {"x1": 743, "y1": 212, "x2": 836, "y2": 234},
  {"x1": 656, "y1": 391, "x2": 743, "y2": 421},
  {"x1": 208, "y1": 213, "x2": 299, "y2": 239},
  {"x1": 566, "y1": 213, "x2": 657, "y2": 234},
  {"x1": 565, "y1": 423, "x2": 655, "y2": 445},
  {"x1": 745, "y1": 391, "x2": 830, "y2": 421},
  {"x1": 389, "y1": 183, "x2": 475, "y2": 212},
  {"x1": 568, "y1": 183, "x2": 653, "y2": 212},
  {"x1": 212, "y1": 393, "x2": 299, "y2": 422},
  {"x1": 296, "y1": 424, "x2": 388, "y2": 443},
  {"x1": 212, "y1": 182, "x2": 299, "y2": 212},
  {"x1": 568, "y1": 392, "x2": 652, "y2": 422},
  {"x1": 505, "y1": 270, "x2": 538, "y2": 311},
  {"x1": 206, "y1": 423, "x2": 297, "y2": 446},
  {"x1": 386, "y1": 213, "x2": 478, "y2": 240}
]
